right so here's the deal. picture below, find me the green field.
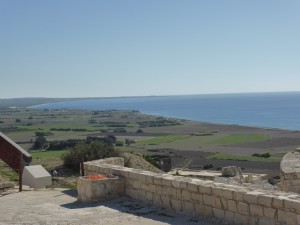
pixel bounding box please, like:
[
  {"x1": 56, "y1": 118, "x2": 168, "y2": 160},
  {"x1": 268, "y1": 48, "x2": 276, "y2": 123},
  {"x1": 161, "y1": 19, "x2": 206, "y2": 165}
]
[
  {"x1": 208, "y1": 134, "x2": 269, "y2": 145},
  {"x1": 31, "y1": 150, "x2": 66, "y2": 159},
  {"x1": 135, "y1": 135, "x2": 187, "y2": 145},
  {"x1": 207, "y1": 152, "x2": 281, "y2": 162}
]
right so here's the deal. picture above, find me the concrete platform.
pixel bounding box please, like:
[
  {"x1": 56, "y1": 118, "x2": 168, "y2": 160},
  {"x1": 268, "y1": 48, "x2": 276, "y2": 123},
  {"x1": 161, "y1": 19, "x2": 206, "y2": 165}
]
[{"x1": 0, "y1": 189, "x2": 220, "y2": 225}]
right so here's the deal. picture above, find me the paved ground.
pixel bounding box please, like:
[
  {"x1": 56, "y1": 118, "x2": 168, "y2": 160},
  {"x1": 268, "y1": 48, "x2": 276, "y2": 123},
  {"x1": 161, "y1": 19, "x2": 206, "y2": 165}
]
[{"x1": 0, "y1": 188, "x2": 220, "y2": 225}]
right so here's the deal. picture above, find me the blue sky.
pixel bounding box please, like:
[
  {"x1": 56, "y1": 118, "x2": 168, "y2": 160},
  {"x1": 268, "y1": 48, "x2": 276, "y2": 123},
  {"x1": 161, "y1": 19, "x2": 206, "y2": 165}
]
[{"x1": 1, "y1": 1, "x2": 299, "y2": 98}]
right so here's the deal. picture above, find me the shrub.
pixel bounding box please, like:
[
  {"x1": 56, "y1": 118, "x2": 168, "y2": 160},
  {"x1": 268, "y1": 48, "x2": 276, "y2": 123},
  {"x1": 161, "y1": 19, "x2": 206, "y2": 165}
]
[
  {"x1": 203, "y1": 164, "x2": 214, "y2": 170},
  {"x1": 136, "y1": 129, "x2": 144, "y2": 133},
  {"x1": 252, "y1": 152, "x2": 271, "y2": 158},
  {"x1": 62, "y1": 141, "x2": 120, "y2": 170},
  {"x1": 115, "y1": 141, "x2": 124, "y2": 146}
]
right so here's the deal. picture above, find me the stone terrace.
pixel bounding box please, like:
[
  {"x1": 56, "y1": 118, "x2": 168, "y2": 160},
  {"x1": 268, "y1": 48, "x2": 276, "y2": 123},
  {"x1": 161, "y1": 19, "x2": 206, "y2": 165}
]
[{"x1": 84, "y1": 157, "x2": 300, "y2": 225}]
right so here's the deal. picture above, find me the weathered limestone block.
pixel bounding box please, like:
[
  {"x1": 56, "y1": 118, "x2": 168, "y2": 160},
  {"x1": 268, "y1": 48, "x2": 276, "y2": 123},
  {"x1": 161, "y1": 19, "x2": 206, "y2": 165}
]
[
  {"x1": 153, "y1": 193, "x2": 161, "y2": 206},
  {"x1": 187, "y1": 182, "x2": 198, "y2": 192},
  {"x1": 203, "y1": 194, "x2": 216, "y2": 207},
  {"x1": 263, "y1": 207, "x2": 277, "y2": 219},
  {"x1": 160, "y1": 196, "x2": 171, "y2": 209},
  {"x1": 249, "y1": 204, "x2": 263, "y2": 217},
  {"x1": 171, "y1": 198, "x2": 182, "y2": 212},
  {"x1": 283, "y1": 198, "x2": 300, "y2": 213},
  {"x1": 233, "y1": 213, "x2": 250, "y2": 225},
  {"x1": 182, "y1": 190, "x2": 191, "y2": 201},
  {"x1": 194, "y1": 204, "x2": 213, "y2": 218},
  {"x1": 182, "y1": 201, "x2": 195, "y2": 215},
  {"x1": 237, "y1": 202, "x2": 249, "y2": 215},
  {"x1": 77, "y1": 175, "x2": 125, "y2": 203},
  {"x1": 277, "y1": 210, "x2": 298, "y2": 225},
  {"x1": 199, "y1": 185, "x2": 212, "y2": 195},
  {"x1": 258, "y1": 195, "x2": 273, "y2": 207},
  {"x1": 228, "y1": 200, "x2": 238, "y2": 212},
  {"x1": 191, "y1": 192, "x2": 203, "y2": 202},
  {"x1": 272, "y1": 196, "x2": 284, "y2": 209},
  {"x1": 213, "y1": 208, "x2": 225, "y2": 221},
  {"x1": 224, "y1": 211, "x2": 235, "y2": 223},
  {"x1": 153, "y1": 176, "x2": 162, "y2": 185},
  {"x1": 243, "y1": 191, "x2": 264, "y2": 204},
  {"x1": 257, "y1": 218, "x2": 274, "y2": 225}
]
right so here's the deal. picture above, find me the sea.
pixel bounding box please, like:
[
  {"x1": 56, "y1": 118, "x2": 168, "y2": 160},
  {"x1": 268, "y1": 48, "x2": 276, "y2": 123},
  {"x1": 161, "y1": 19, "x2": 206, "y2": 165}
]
[{"x1": 31, "y1": 92, "x2": 300, "y2": 131}]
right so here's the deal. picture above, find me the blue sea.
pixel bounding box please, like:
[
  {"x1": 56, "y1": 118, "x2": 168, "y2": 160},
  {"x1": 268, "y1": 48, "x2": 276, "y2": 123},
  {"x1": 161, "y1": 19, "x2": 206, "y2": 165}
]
[{"x1": 31, "y1": 92, "x2": 300, "y2": 131}]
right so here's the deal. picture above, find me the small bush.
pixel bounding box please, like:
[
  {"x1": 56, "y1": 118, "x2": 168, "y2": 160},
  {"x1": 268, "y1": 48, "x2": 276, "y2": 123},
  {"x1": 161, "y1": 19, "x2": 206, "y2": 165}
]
[
  {"x1": 203, "y1": 164, "x2": 214, "y2": 170},
  {"x1": 252, "y1": 152, "x2": 271, "y2": 158},
  {"x1": 62, "y1": 141, "x2": 120, "y2": 171},
  {"x1": 115, "y1": 141, "x2": 124, "y2": 146}
]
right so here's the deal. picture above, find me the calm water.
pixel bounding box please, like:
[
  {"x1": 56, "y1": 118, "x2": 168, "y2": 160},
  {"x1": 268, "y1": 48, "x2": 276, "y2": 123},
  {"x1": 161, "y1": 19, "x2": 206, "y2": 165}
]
[{"x1": 31, "y1": 92, "x2": 300, "y2": 131}]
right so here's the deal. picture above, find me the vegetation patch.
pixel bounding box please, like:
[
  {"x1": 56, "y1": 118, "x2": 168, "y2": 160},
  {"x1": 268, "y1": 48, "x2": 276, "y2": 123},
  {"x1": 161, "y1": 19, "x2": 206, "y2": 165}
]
[
  {"x1": 207, "y1": 153, "x2": 281, "y2": 162},
  {"x1": 135, "y1": 135, "x2": 186, "y2": 145},
  {"x1": 208, "y1": 134, "x2": 269, "y2": 145}
]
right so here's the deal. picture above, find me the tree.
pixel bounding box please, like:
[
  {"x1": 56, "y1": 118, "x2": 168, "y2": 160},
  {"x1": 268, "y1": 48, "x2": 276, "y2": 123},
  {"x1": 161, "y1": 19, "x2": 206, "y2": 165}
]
[{"x1": 33, "y1": 136, "x2": 47, "y2": 149}]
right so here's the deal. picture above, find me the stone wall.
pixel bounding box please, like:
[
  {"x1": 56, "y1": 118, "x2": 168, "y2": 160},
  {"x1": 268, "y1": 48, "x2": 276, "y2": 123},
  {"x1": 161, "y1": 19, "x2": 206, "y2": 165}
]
[
  {"x1": 281, "y1": 150, "x2": 300, "y2": 194},
  {"x1": 84, "y1": 158, "x2": 300, "y2": 225}
]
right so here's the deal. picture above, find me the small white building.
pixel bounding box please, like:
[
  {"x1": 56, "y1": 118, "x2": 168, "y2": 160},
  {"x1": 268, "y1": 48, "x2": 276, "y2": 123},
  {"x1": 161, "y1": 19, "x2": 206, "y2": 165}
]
[{"x1": 22, "y1": 165, "x2": 52, "y2": 189}]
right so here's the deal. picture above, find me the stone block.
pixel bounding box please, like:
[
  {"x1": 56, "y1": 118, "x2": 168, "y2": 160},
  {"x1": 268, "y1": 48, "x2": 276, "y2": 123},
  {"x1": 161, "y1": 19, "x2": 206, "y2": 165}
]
[
  {"x1": 153, "y1": 176, "x2": 162, "y2": 185},
  {"x1": 182, "y1": 190, "x2": 191, "y2": 201},
  {"x1": 161, "y1": 196, "x2": 171, "y2": 209},
  {"x1": 182, "y1": 201, "x2": 195, "y2": 215},
  {"x1": 140, "y1": 183, "x2": 148, "y2": 191},
  {"x1": 250, "y1": 204, "x2": 263, "y2": 217},
  {"x1": 156, "y1": 185, "x2": 164, "y2": 195},
  {"x1": 258, "y1": 195, "x2": 273, "y2": 207},
  {"x1": 146, "y1": 192, "x2": 153, "y2": 202},
  {"x1": 228, "y1": 200, "x2": 237, "y2": 212},
  {"x1": 233, "y1": 190, "x2": 245, "y2": 202},
  {"x1": 272, "y1": 197, "x2": 284, "y2": 209},
  {"x1": 237, "y1": 202, "x2": 249, "y2": 215},
  {"x1": 171, "y1": 198, "x2": 182, "y2": 212},
  {"x1": 277, "y1": 210, "x2": 298, "y2": 225},
  {"x1": 132, "y1": 180, "x2": 141, "y2": 189},
  {"x1": 284, "y1": 199, "x2": 300, "y2": 213},
  {"x1": 263, "y1": 207, "x2": 277, "y2": 219},
  {"x1": 176, "y1": 189, "x2": 182, "y2": 199},
  {"x1": 195, "y1": 204, "x2": 213, "y2": 218},
  {"x1": 203, "y1": 194, "x2": 216, "y2": 207},
  {"x1": 234, "y1": 213, "x2": 250, "y2": 225},
  {"x1": 191, "y1": 192, "x2": 203, "y2": 202},
  {"x1": 171, "y1": 179, "x2": 181, "y2": 188},
  {"x1": 137, "y1": 173, "x2": 147, "y2": 183},
  {"x1": 224, "y1": 211, "x2": 235, "y2": 223},
  {"x1": 199, "y1": 185, "x2": 212, "y2": 195},
  {"x1": 213, "y1": 208, "x2": 225, "y2": 221},
  {"x1": 128, "y1": 171, "x2": 139, "y2": 180},
  {"x1": 257, "y1": 218, "x2": 274, "y2": 225},
  {"x1": 179, "y1": 181, "x2": 187, "y2": 189},
  {"x1": 146, "y1": 174, "x2": 154, "y2": 184},
  {"x1": 161, "y1": 177, "x2": 172, "y2": 187},
  {"x1": 168, "y1": 187, "x2": 177, "y2": 198},
  {"x1": 148, "y1": 184, "x2": 157, "y2": 193},
  {"x1": 187, "y1": 182, "x2": 198, "y2": 192},
  {"x1": 153, "y1": 194, "x2": 161, "y2": 206},
  {"x1": 243, "y1": 191, "x2": 263, "y2": 204}
]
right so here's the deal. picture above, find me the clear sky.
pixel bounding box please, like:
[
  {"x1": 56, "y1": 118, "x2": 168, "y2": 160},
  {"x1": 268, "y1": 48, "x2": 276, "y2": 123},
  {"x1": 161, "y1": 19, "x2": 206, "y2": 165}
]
[{"x1": 1, "y1": 1, "x2": 299, "y2": 98}]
